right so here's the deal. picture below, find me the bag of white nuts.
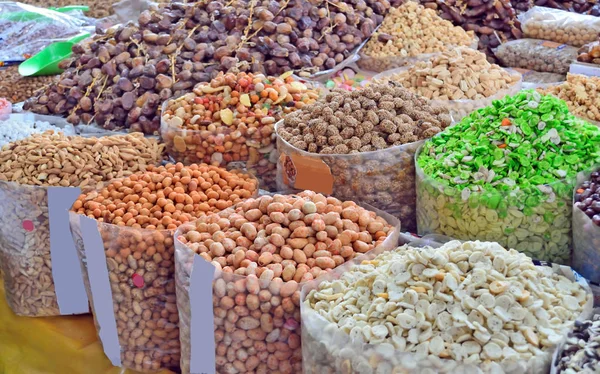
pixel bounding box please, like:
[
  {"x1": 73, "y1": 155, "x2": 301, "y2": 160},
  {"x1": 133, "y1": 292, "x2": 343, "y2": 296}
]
[
  {"x1": 301, "y1": 236, "x2": 593, "y2": 374},
  {"x1": 173, "y1": 191, "x2": 400, "y2": 374}
]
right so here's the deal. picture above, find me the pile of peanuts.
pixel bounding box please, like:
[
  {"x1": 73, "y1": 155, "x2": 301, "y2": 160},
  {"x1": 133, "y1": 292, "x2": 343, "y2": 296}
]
[
  {"x1": 359, "y1": 1, "x2": 476, "y2": 72},
  {"x1": 538, "y1": 73, "x2": 600, "y2": 123},
  {"x1": 161, "y1": 72, "x2": 321, "y2": 191},
  {"x1": 0, "y1": 132, "x2": 164, "y2": 317},
  {"x1": 72, "y1": 163, "x2": 258, "y2": 371},
  {"x1": 375, "y1": 47, "x2": 520, "y2": 101},
  {"x1": 521, "y1": 6, "x2": 600, "y2": 47},
  {"x1": 175, "y1": 191, "x2": 398, "y2": 374},
  {"x1": 0, "y1": 66, "x2": 59, "y2": 104}
]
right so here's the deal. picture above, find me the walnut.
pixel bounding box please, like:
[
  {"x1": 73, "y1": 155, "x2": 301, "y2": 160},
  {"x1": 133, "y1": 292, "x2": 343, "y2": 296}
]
[
  {"x1": 333, "y1": 144, "x2": 349, "y2": 154},
  {"x1": 322, "y1": 107, "x2": 334, "y2": 116},
  {"x1": 326, "y1": 126, "x2": 340, "y2": 137},
  {"x1": 354, "y1": 126, "x2": 365, "y2": 137},
  {"x1": 361, "y1": 121, "x2": 374, "y2": 132},
  {"x1": 378, "y1": 100, "x2": 395, "y2": 111},
  {"x1": 303, "y1": 133, "x2": 315, "y2": 143},
  {"x1": 359, "y1": 145, "x2": 373, "y2": 152},
  {"x1": 346, "y1": 137, "x2": 362, "y2": 150},
  {"x1": 394, "y1": 98, "x2": 406, "y2": 109},
  {"x1": 313, "y1": 122, "x2": 327, "y2": 136},
  {"x1": 340, "y1": 127, "x2": 355, "y2": 138},
  {"x1": 379, "y1": 119, "x2": 397, "y2": 134},
  {"x1": 321, "y1": 146, "x2": 334, "y2": 154},
  {"x1": 346, "y1": 117, "x2": 359, "y2": 128},
  {"x1": 329, "y1": 116, "x2": 341, "y2": 127},
  {"x1": 365, "y1": 110, "x2": 379, "y2": 124},
  {"x1": 308, "y1": 143, "x2": 318, "y2": 153},
  {"x1": 388, "y1": 133, "x2": 402, "y2": 143},
  {"x1": 328, "y1": 135, "x2": 344, "y2": 146},
  {"x1": 351, "y1": 110, "x2": 364, "y2": 122},
  {"x1": 349, "y1": 100, "x2": 361, "y2": 111},
  {"x1": 342, "y1": 103, "x2": 352, "y2": 114},
  {"x1": 316, "y1": 135, "x2": 328, "y2": 146},
  {"x1": 291, "y1": 128, "x2": 301, "y2": 136},
  {"x1": 371, "y1": 136, "x2": 387, "y2": 149},
  {"x1": 291, "y1": 140, "x2": 308, "y2": 150},
  {"x1": 279, "y1": 130, "x2": 293, "y2": 141},
  {"x1": 422, "y1": 127, "x2": 442, "y2": 138},
  {"x1": 376, "y1": 109, "x2": 394, "y2": 122},
  {"x1": 361, "y1": 132, "x2": 372, "y2": 145},
  {"x1": 398, "y1": 114, "x2": 413, "y2": 124}
]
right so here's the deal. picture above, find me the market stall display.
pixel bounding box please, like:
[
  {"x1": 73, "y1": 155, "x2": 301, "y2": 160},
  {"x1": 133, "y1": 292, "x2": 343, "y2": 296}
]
[
  {"x1": 174, "y1": 191, "x2": 400, "y2": 374},
  {"x1": 70, "y1": 163, "x2": 258, "y2": 372},
  {"x1": 0, "y1": 131, "x2": 164, "y2": 317},
  {"x1": 494, "y1": 39, "x2": 578, "y2": 74},
  {"x1": 416, "y1": 90, "x2": 600, "y2": 264},
  {"x1": 358, "y1": 1, "x2": 476, "y2": 73},
  {"x1": 538, "y1": 73, "x2": 600, "y2": 123},
  {"x1": 302, "y1": 239, "x2": 593, "y2": 373},
  {"x1": 373, "y1": 47, "x2": 522, "y2": 120},
  {"x1": 0, "y1": 66, "x2": 59, "y2": 104},
  {"x1": 276, "y1": 83, "x2": 452, "y2": 233},
  {"x1": 24, "y1": 0, "x2": 389, "y2": 134},
  {"x1": 520, "y1": 6, "x2": 600, "y2": 47},
  {"x1": 161, "y1": 72, "x2": 321, "y2": 191},
  {"x1": 573, "y1": 171, "x2": 600, "y2": 285},
  {"x1": 552, "y1": 313, "x2": 600, "y2": 373}
]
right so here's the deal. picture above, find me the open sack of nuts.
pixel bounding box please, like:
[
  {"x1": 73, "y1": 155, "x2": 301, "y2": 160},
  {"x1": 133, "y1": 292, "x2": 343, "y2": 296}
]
[
  {"x1": 572, "y1": 171, "x2": 600, "y2": 286},
  {"x1": 551, "y1": 309, "x2": 600, "y2": 373},
  {"x1": 301, "y1": 237, "x2": 594, "y2": 374},
  {"x1": 276, "y1": 83, "x2": 452, "y2": 233},
  {"x1": 494, "y1": 39, "x2": 578, "y2": 75},
  {"x1": 173, "y1": 191, "x2": 400, "y2": 374},
  {"x1": 24, "y1": 0, "x2": 390, "y2": 134},
  {"x1": 161, "y1": 72, "x2": 321, "y2": 191},
  {"x1": 69, "y1": 163, "x2": 258, "y2": 372},
  {"x1": 538, "y1": 74, "x2": 600, "y2": 125},
  {"x1": 0, "y1": 131, "x2": 163, "y2": 317},
  {"x1": 416, "y1": 90, "x2": 600, "y2": 265},
  {"x1": 357, "y1": 1, "x2": 477, "y2": 73},
  {"x1": 519, "y1": 6, "x2": 600, "y2": 47},
  {"x1": 373, "y1": 47, "x2": 522, "y2": 121}
]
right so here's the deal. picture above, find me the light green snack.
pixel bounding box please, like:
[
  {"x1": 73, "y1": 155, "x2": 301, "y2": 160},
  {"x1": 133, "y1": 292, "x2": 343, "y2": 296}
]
[{"x1": 416, "y1": 89, "x2": 600, "y2": 264}]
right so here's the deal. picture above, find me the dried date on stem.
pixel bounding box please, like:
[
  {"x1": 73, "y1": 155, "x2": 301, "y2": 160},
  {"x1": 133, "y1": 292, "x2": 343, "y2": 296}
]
[{"x1": 25, "y1": 0, "x2": 390, "y2": 134}]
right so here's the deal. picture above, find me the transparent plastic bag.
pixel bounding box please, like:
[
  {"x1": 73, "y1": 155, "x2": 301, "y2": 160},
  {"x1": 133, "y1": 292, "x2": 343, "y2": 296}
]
[
  {"x1": 550, "y1": 308, "x2": 600, "y2": 374},
  {"x1": 0, "y1": 181, "x2": 88, "y2": 316},
  {"x1": 357, "y1": 51, "x2": 441, "y2": 75},
  {"x1": 276, "y1": 121, "x2": 422, "y2": 233},
  {"x1": 373, "y1": 67, "x2": 522, "y2": 122},
  {"x1": 519, "y1": 6, "x2": 600, "y2": 47},
  {"x1": 174, "y1": 204, "x2": 400, "y2": 374},
  {"x1": 415, "y1": 145, "x2": 583, "y2": 265},
  {"x1": 301, "y1": 235, "x2": 594, "y2": 374},
  {"x1": 0, "y1": 2, "x2": 95, "y2": 64},
  {"x1": 494, "y1": 39, "x2": 578, "y2": 74},
  {"x1": 572, "y1": 172, "x2": 600, "y2": 285},
  {"x1": 70, "y1": 213, "x2": 180, "y2": 372}
]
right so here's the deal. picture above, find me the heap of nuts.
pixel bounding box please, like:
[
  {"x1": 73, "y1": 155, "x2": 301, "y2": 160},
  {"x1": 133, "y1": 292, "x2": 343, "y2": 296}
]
[
  {"x1": 359, "y1": 1, "x2": 476, "y2": 72},
  {"x1": 494, "y1": 39, "x2": 578, "y2": 75},
  {"x1": 71, "y1": 163, "x2": 258, "y2": 371},
  {"x1": 303, "y1": 240, "x2": 591, "y2": 373},
  {"x1": 175, "y1": 191, "x2": 399, "y2": 374},
  {"x1": 24, "y1": 0, "x2": 389, "y2": 134},
  {"x1": 374, "y1": 47, "x2": 520, "y2": 100},
  {"x1": 277, "y1": 84, "x2": 451, "y2": 232},
  {"x1": 578, "y1": 40, "x2": 600, "y2": 65},
  {"x1": 554, "y1": 315, "x2": 600, "y2": 373},
  {"x1": 520, "y1": 6, "x2": 600, "y2": 47},
  {"x1": 0, "y1": 66, "x2": 59, "y2": 104},
  {"x1": 0, "y1": 132, "x2": 164, "y2": 317},
  {"x1": 19, "y1": 0, "x2": 119, "y2": 18},
  {"x1": 538, "y1": 73, "x2": 600, "y2": 123},
  {"x1": 161, "y1": 72, "x2": 320, "y2": 191}
]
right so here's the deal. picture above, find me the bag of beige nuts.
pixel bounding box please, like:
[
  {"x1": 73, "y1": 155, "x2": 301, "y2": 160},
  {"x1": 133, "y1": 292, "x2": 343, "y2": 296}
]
[
  {"x1": 173, "y1": 192, "x2": 400, "y2": 374},
  {"x1": 520, "y1": 6, "x2": 600, "y2": 47}
]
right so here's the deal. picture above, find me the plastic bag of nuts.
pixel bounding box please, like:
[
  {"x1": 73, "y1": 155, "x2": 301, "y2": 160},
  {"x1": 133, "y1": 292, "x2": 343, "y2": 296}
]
[
  {"x1": 572, "y1": 171, "x2": 600, "y2": 286},
  {"x1": 0, "y1": 132, "x2": 164, "y2": 317},
  {"x1": 519, "y1": 6, "x2": 600, "y2": 47},
  {"x1": 69, "y1": 163, "x2": 259, "y2": 372},
  {"x1": 301, "y1": 237, "x2": 594, "y2": 374},
  {"x1": 494, "y1": 39, "x2": 578, "y2": 75},
  {"x1": 173, "y1": 191, "x2": 401, "y2": 374},
  {"x1": 160, "y1": 72, "x2": 322, "y2": 191}
]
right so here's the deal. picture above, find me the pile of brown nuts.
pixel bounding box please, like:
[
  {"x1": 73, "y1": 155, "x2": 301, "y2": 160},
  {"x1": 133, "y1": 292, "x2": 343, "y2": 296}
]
[
  {"x1": 578, "y1": 40, "x2": 600, "y2": 65},
  {"x1": 0, "y1": 66, "x2": 59, "y2": 104},
  {"x1": 520, "y1": 6, "x2": 600, "y2": 47},
  {"x1": 19, "y1": 0, "x2": 119, "y2": 18},
  {"x1": 71, "y1": 163, "x2": 258, "y2": 371},
  {"x1": 495, "y1": 38, "x2": 578, "y2": 74},
  {"x1": 175, "y1": 191, "x2": 399, "y2": 374},
  {"x1": 25, "y1": 0, "x2": 390, "y2": 134},
  {"x1": 358, "y1": 1, "x2": 476, "y2": 72},
  {"x1": 277, "y1": 84, "x2": 451, "y2": 232},
  {"x1": 538, "y1": 73, "x2": 600, "y2": 123},
  {"x1": 533, "y1": 0, "x2": 600, "y2": 15},
  {"x1": 0, "y1": 132, "x2": 164, "y2": 317}
]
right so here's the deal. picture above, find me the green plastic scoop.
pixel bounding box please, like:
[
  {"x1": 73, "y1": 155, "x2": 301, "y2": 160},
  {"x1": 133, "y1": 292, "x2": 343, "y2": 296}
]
[
  {"x1": 18, "y1": 32, "x2": 90, "y2": 77},
  {"x1": 0, "y1": 5, "x2": 89, "y2": 22}
]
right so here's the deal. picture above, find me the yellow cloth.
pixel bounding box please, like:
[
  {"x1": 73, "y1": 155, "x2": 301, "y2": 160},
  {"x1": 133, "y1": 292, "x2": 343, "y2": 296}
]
[{"x1": 0, "y1": 281, "x2": 175, "y2": 374}]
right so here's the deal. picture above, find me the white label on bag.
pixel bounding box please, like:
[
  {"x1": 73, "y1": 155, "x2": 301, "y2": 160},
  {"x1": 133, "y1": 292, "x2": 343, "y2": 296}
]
[
  {"x1": 47, "y1": 186, "x2": 89, "y2": 315},
  {"x1": 189, "y1": 254, "x2": 216, "y2": 374},
  {"x1": 80, "y1": 216, "x2": 122, "y2": 367}
]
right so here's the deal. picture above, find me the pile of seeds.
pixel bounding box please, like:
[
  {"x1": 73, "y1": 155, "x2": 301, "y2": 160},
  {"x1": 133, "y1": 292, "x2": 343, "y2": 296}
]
[
  {"x1": 554, "y1": 315, "x2": 600, "y2": 373},
  {"x1": 304, "y1": 240, "x2": 590, "y2": 372},
  {"x1": 538, "y1": 73, "x2": 600, "y2": 123}
]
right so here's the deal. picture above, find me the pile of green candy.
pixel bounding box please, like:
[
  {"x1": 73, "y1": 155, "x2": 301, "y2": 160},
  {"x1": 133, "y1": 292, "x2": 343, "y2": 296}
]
[{"x1": 416, "y1": 89, "x2": 600, "y2": 264}]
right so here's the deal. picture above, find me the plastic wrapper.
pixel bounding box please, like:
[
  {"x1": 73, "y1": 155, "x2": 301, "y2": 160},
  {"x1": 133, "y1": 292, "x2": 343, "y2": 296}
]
[
  {"x1": 415, "y1": 145, "x2": 584, "y2": 265},
  {"x1": 519, "y1": 6, "x2": 600, "y2": 47},
  {"x1": 494, "y1": 39, "x2": 577, "y2": 74},
  {"x1": 174, "y1": 204, "x2": 400, "y2": 374},
  {"x1": 572, "y1": 172, "x2": 600, "y2": 285},
  {"x1": 70, "y1": 213, "x2": 180, "y2": 373},
  {"x1": 0, "y1": 2, "x2": 95, "y2": 64},
  {"x1": 373, "y1": 67, "x2": 522, "y2": 122},
  {"x1": 301, "y1": 234, "x2": 594, "y2": 374},
  {"x1": 0, "y1": 180, "x2": 89, "y2": 317},
  {"x1": 276, "y1": 121, "x2": 422, "y2": 233}
]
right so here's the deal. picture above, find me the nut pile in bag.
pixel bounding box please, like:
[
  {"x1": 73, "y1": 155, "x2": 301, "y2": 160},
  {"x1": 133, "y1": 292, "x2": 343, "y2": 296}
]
[
  {"x1": 174, "y1": 191, "x2": 399, "y2": 374},
  {"x1": 538, "y1": 73, "x2": 600, "y2": 124},
  {"x1": 161, "y1": 72, "x2": 320, "y2": 191},
  {"x1": 494, "y1": 39, "x2": 578, "y2": 75},
  {"x1": 277, "y1": 84, "x2": 452, "y2": 232},
  {"x1": 553, "y1": 314, "x2": 600, "y2": 373},
  {"x1": 0, "y1": 132, "x2": 164, "y2": 316},
  {"x1": 358, "y1": 1, "x2": 476, "y2": 73},
  {"x1": 0, "y1": 66, "x2": 59, "y2": 104},
  {"x1": 303, "y1": 240, "x2": 592, "y2": 373},
  {"x1": 71, "y1": 163, "x2": 258, "y2": 371},
  {"x1": 572, "y1": 171, "x2": 600, "y2": 285},
  {"x1": 417, "y1": 90, "x2": 600, "y2": 264},
  {"x1": 577, "y1": 40, "x2": 600, "y2": 65},
  {"x1": 24, "y1": 0, "x2": 389, "y2": 134}
]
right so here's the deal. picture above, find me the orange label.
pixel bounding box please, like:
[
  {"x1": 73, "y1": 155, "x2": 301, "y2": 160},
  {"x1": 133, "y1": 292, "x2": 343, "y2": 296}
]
[
  {"x1": 512, "y1": 68, "x2": 530, "y2": 74},
  {"x1": 541, "y1": 41, "x2": 563, "y2": 48},
  {"x1": 279, "y1": 152, "x2": 334, "y2": 195}
]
